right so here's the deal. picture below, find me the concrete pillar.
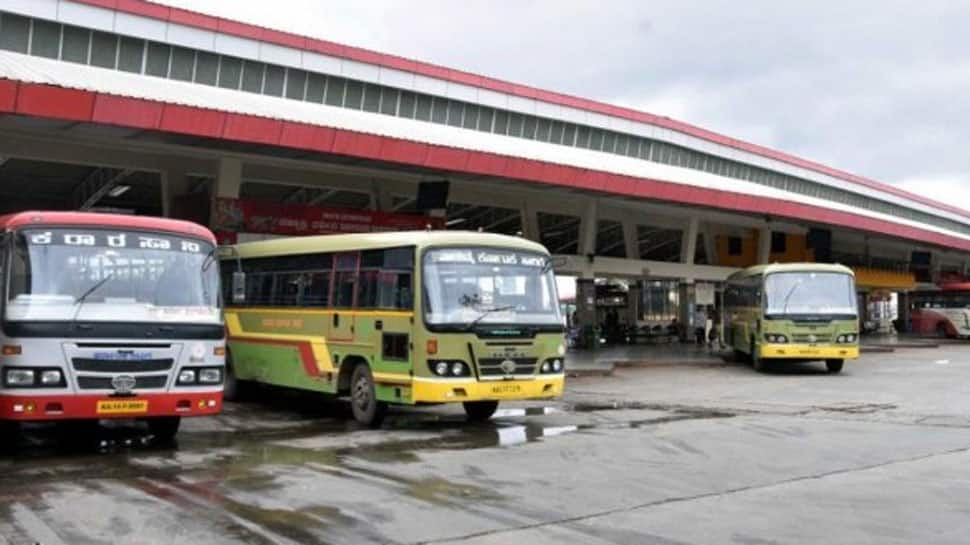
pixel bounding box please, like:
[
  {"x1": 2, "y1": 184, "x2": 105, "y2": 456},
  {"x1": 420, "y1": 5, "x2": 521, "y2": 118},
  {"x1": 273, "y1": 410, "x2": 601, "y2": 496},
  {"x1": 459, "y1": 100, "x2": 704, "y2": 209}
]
[
  {"x1": 678, "y1": 281, "x2": 695, "y2": 342},
  {"x1": 214, "y1": 158, "x2": 242, "y2": 199},
  {"x1": 160, "y1": 169, "x2": 190, "y2": 218},
  {"x1": 702, "y1": 223, "x2": 718, "y2": 265},
  {"x1": 757, "y1": 226, "x2": 772, "y2": 264},
  {"x1": 579, "y1": 199, "x2": 599, "y2": 257},
  {"x1": 623, "y1": 220, "x2": 639, "y2": 260},
  {"x1": 626, "y1": 282, "x2": 641, "y2": 325},
  {"x1": 897, "y1": 291, "x2": 910, "y2": 333},
  {"x1": 521, "y1": 201, "x2": 540, "y2": 242},
  {"x1": 680, "y1": 217, "x2": 699, "y2": 264},
  {"x1": 370, "y1": 179, "x2": 394, "y2": 211}
]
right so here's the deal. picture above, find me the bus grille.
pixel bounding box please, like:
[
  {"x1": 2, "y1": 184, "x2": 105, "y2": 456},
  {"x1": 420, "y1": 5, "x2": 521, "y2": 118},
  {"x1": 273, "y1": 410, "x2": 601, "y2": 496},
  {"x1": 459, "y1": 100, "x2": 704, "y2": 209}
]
[
  {"x1": 477, "y1": 358, "x2": 537, "y2": 376},
  {"x1": 72, "y1": 358, "x2": 174, "y2": 373},
  {"x1": 77, "y1": 376, "x2": 168, "y2": 390},
  {"x1": 791, "y1": 334, "x2": 832, "y2": 343}
]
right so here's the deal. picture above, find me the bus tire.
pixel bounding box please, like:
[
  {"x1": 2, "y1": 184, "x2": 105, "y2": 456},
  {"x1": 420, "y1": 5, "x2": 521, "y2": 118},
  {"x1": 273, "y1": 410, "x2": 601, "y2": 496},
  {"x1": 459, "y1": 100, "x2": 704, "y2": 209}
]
[
  {"x1": 936, "y1": 322, "x2": 950, "y2": 338},
  {"x1": 463, "y1": 401, "x2": 499, "y2": 422},
  {"x1": 825, "y1": 359, "x2": 844, "y2": 374},
  {"x1": 147, "y1": 417, "x2": 181, "y2": 442},
  {"x1": 350, "y1": 363, "x2": 387, "y2": 428},
  {"x1": 222, "y1": 356, "x2": 251, "y2": 402},
  {"x1": 751, "y1": 337, "x2": 767, "y2": 372}
]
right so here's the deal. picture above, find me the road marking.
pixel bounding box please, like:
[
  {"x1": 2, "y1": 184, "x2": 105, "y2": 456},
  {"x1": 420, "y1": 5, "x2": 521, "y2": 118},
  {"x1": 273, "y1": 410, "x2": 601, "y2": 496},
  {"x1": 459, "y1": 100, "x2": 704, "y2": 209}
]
[
  {"x1": 10, "y1": 503, "x2": 69, "y2": 545},
  {"x1": 935, "y1": 359, "x2": 950, "y2": 365}
]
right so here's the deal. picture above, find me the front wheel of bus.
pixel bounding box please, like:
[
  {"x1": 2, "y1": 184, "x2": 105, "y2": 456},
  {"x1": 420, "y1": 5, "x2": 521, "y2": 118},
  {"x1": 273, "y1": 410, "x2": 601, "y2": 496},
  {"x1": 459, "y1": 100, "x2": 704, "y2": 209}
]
[
  {"x1": 147, "y1": 417, "x2": 181, "y2": 442},
  {"x1": 825, "y1": 359, "x2": 844, "y2": 374},
  {"x1": 351, "y1": 364, "x2": 387, "y2": 428},
  {"x1": 0, "y1": 420, "x2": 20, "y2": 451},
  {"x1": 463, "y1": 401, "x2": 499, "y2": 422}
]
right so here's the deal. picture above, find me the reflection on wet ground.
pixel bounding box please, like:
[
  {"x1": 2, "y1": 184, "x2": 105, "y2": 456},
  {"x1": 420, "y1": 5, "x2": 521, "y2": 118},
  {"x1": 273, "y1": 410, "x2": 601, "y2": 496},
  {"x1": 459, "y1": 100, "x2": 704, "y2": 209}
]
[{"x1": 0, "y1": 389, "x2": 743, "y2": 545}]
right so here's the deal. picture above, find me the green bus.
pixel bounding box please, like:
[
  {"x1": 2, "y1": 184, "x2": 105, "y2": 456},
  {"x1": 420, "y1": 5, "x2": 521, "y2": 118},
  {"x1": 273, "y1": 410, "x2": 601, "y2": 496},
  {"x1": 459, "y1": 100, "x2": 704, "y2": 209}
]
[
  {"x1": 220, "y1": 231, "x2": 566, "y2": 426},
  {"x1": 725, "y1": 263, "x2": 860, "y2": 373}
]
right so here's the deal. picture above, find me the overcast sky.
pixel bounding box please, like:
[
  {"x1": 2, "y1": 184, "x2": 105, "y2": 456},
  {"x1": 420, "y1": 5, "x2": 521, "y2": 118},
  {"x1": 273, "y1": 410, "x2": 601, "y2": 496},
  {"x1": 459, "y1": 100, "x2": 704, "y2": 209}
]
[{"x1": 157, "y1": 0, "x2": 970, "y2": 212}]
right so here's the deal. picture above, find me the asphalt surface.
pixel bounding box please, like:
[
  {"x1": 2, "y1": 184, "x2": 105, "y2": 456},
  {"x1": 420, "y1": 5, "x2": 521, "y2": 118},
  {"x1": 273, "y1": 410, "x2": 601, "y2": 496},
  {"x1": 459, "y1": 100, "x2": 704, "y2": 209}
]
[{"x1": 2, "y1": 346, "x2": 970, "y2": 545}]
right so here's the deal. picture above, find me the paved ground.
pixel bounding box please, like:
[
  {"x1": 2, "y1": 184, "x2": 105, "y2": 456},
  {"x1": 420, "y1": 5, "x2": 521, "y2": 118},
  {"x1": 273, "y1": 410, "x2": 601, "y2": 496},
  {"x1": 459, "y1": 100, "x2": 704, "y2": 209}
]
[{"x1": 2, "y1": 346, "x2": 970, "y2": 545}]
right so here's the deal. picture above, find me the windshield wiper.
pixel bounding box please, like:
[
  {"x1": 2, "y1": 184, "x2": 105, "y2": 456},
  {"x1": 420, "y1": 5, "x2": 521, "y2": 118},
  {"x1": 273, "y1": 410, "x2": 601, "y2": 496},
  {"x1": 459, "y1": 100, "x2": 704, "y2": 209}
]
[
  {"x1": 71, "y1": 274, "x2": 114, "y2": 323},
  {"x1": 201, "y1": 248, "x2": 217, "y2": 305},
  {"x1": 464, "y1": 305, "x2": 516, "y2": 331},
  {"x1": 781, "y1": 281, "x2": 803, "y2": 316}
]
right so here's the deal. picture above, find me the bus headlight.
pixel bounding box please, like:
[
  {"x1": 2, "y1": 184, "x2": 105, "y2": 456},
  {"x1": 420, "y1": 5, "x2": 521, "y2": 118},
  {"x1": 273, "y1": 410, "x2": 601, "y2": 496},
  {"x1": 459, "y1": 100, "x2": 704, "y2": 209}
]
[
  {"x1": 551, "y1": 359, "x2": 563, "y2": 372},
  {"x1": 198, "y1": 368, "x2": 223, "y2": 384},
  {"x1": 540, "y1": 359, "x2": 564, "y2": 374},
  {"x1": 837, "y1": 334, "x2": 857, "y2": 343},
  {"x1": 541, "y1": 361, "x2": 550, "y2": 373},
  {"x1": 177, "y1": 369, "x2": 197, "y2": 385},
  {"x1": 764, "y1": 334, "x2": 788, "y2": 344},
  {"x1": 429, "y1": 360, "x2": 470, "y2": 377},
  {"x1": 40, "y1": 370, "x2": 63, "y2": 386},
  {"x1": 4, "y1": 369, "x2": 34, "y2": 387}
]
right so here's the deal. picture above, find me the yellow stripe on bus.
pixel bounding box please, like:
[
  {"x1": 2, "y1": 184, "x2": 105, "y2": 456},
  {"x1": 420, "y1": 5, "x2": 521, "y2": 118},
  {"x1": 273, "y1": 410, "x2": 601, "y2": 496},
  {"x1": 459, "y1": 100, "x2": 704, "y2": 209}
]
[{"x1": 227, "y1": 307, "x2": 414, "y2": 318}]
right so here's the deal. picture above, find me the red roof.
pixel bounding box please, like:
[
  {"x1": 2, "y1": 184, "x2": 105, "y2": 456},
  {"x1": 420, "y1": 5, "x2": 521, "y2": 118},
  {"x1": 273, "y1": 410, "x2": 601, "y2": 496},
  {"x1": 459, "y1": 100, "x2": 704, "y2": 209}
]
[
  {"x1": 0, "y1": 211, "x2": 216, "y2": 243},
  {"x1": 68, "y1": 0, "x2": 970, "y2": 221}
]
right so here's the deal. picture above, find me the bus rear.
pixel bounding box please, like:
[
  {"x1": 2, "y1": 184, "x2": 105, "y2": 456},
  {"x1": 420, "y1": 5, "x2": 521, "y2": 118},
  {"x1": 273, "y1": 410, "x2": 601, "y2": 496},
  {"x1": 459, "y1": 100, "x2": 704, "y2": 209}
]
[{"x1": 0, "y1": 212, "x2": 224, "y2": 440}]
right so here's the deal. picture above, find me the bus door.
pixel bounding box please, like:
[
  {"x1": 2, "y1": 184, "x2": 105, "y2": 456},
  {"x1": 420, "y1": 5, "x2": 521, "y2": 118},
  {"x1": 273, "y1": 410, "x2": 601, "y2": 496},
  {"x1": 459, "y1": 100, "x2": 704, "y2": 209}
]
[{"x1": 329, "y1": 252, "x2": 358, "y2": 343}]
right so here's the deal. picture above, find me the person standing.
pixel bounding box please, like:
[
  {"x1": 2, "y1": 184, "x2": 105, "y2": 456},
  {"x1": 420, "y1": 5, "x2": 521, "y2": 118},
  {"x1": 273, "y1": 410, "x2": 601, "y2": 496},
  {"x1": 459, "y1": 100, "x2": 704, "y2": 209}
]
[{"x1": 693, "y1": 306, "x2": 707, "y2": 346}]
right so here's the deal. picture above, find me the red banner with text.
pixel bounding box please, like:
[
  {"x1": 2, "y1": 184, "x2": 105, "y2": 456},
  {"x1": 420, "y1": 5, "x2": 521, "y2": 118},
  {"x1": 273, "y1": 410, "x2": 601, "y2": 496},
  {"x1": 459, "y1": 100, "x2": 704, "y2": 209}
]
[{"x1": 214, "y1": 198, "x2": 441, "y2": 244}]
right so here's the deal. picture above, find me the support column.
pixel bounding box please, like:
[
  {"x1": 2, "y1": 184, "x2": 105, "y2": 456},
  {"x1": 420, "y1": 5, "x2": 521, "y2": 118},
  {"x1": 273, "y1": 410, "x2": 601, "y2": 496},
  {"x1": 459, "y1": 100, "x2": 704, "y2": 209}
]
[
  {"x1": 160, "y1": 169, "x2": 191, "y2": 218},
  {"x1": 757, "y1": 225, "x2": 772, "y2": 264},
  {"x1": 370, "y1": 179, "x2": 394, "y2": 211},
  {"x1": 521, "y1": 201, "x2": 540, "y2": 242},
  {"x1": 702, "y1": 223, "x2": 718, "y2": 265},
  {"x1": 623, "y1": 220, "x2": 639, "y2": 260},
  {"x1": 210, "y1": 158, "x2": 242, "y2": 233},
  {"x1": 579, "y1": 199, "x2": 599, "y2": 257},
  {"x1": 680, "y1": 217, "x2": 699, "y2": 264}
]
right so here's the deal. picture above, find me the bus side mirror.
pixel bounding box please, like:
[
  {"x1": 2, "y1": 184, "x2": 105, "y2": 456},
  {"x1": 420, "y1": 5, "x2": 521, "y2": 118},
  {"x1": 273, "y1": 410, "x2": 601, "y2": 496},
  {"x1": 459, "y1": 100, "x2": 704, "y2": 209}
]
[{"x1": 232, "y1": 272, "x2": 246, "y2": 304}]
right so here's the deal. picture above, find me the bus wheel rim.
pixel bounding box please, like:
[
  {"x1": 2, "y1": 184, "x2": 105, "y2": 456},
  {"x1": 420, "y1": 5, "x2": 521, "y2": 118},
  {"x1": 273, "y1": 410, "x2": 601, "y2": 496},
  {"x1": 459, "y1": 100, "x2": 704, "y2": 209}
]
[{"x1": 354, "y1": 376, "x2": 371, "y2": 410}]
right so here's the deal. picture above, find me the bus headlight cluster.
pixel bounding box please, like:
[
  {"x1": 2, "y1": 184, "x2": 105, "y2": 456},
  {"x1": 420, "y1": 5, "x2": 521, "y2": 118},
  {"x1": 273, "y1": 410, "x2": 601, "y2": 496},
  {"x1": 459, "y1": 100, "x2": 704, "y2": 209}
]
[
  {"x1": 540, "y1": 359, "x2": 564, "y2": 374},
  {"x1": 764, "y1": 334, "x2": 788, "y2": 344},
  {"x1": 3, "y1": 367, "x2": 65, "y2": 388},
  {"x1": 177, "y1": 367, "x2": 223, "y2": 385},
  {"x1": 836, "y1": 334, "x2": 858, "y2": 343},
  {"x1": 429, "y1": 360, "x2": 471, "y2": 377}
]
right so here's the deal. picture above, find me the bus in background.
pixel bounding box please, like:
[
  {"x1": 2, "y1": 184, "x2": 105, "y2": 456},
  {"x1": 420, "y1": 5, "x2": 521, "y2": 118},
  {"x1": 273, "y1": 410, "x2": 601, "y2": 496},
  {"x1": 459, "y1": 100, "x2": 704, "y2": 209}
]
[
  {"x1": 910, "y1": 284, "x2": 970, "y2": 338},
  {"x1": 0, "y1": 212, "x2": 224, "y2": 441},
  {"x1": 725, "y1": 263, "x2": 859, "y2": 374},
  {"x1": 221, "y1": 231, "x2": 566, "y2": 426}
]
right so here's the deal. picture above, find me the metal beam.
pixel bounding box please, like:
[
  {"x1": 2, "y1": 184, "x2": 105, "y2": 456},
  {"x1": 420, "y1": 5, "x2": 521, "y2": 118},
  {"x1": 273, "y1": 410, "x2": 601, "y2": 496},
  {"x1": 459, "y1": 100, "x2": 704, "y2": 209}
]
[{"x1": 74, "y1": 168, "x2": 135, "y2": 210}]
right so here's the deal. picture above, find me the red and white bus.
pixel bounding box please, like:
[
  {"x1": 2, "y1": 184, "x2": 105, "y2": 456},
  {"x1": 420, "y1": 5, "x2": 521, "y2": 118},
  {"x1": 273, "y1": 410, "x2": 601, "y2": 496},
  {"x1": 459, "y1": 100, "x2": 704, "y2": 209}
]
[
  {"x1": 0, "y1": 212, "x2": 224, "y2": 440},
  {"x1": 910, "y1": 284, "x2": 970, "y2": 339}
]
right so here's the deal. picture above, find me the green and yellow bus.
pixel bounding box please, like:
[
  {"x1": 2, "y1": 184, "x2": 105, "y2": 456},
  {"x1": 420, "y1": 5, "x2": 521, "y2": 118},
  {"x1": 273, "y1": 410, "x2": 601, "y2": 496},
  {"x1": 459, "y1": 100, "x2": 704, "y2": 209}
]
[
  {"x1": 220, "y1": 231, "x2": 566, "y2": 426},
  {"x1": 725, "y1": 263, "x2": 860, "y2": 374}
]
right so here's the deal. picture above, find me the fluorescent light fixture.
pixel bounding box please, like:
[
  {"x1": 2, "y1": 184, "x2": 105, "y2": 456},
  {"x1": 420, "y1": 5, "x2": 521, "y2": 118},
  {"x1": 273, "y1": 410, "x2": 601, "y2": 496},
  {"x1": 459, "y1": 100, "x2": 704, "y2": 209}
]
[
  {"x1": 107, "y1": 185, "x2": 131, "y2": 198},
  {"x1": 445, "y1": 218, "x2": 466, "y2": 226}
]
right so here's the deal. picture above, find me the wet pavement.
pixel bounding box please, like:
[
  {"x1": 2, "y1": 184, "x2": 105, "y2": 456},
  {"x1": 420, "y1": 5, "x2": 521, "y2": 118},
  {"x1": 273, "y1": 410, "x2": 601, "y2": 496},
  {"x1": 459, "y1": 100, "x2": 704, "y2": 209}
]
[{"x1": 3, "y1": 345, "x2": 970, "y2": 544}]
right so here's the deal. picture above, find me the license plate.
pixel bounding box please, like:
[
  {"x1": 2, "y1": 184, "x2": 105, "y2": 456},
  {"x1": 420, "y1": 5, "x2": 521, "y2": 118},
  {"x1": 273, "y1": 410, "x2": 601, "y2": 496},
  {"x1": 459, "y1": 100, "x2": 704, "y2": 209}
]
[
  {"x1": 96, "y1": 400, "x2": 149, "y2": 415},
  {"x1": 490, "y1": 384, "x2": 522, "y2": 395},
  {"x1": 798, "y1": 349, "x2": 820, "y2": 356}
]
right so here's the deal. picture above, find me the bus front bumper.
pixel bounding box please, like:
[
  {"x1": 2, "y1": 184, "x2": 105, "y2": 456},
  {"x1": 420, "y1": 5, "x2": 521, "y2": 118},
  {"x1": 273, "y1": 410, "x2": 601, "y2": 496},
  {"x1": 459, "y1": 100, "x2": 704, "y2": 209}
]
[
  {"x1": 411, "y1": 376, "x2": 565, "y2": 404},
  {"x1": 760, "y1": 344, "x2": 859, "y2": 359},
  {"x1": 0, "y1": 391, "x2": 223, "y2": 421}
]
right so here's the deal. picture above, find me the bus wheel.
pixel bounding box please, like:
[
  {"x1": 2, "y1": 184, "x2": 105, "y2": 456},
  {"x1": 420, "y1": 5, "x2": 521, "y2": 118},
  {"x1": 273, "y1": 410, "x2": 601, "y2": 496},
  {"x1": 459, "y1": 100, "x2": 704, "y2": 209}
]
[
  {"x1": 936, "y1": 322, "x2": 950, "y2": 338},
  {"x1": 751, "y1": 338, "x2": 767, "y2": 372},
  {"x1": 825, "y1": 359, "x2": 844, "y2": 374},
  {"x1": 223, "y1": 357, "x2": 250, "y2": 402},
  {"x1": 147, "y1": 417, "x2": 181, "y2": 442},
  {"x1": 350, "y1": 364, "x2": 387, "y2": 428},
  {"x1": 463, "y1": 401, "x2": 499, "y2": 422}
]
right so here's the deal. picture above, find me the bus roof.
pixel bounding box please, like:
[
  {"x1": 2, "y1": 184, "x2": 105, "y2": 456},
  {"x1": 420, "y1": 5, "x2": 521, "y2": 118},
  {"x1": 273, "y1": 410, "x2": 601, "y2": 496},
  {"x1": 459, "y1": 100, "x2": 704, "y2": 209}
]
[
  {"x1": 0, "y1": 211, "x2": 216, "y2": 243},
  {"x1": 728, "y1": 262, "x2": 855, "y2": 282},
  {"x1": 228, "y1": 230, "x2": 550, "y2": 259}
]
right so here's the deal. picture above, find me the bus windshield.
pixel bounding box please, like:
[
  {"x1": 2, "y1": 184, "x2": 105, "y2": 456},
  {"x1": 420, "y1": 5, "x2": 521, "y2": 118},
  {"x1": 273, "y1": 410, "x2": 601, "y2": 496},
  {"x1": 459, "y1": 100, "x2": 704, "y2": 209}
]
[
  {"x1": 764, "y1": 271, "x2": 857, "y2": 318},
  {"x1": 423, "y1": 247, "x2": 561, "y2": 328},
  {"x1": 6, "y1": 228, "x2": 221, "y2": 323}
]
